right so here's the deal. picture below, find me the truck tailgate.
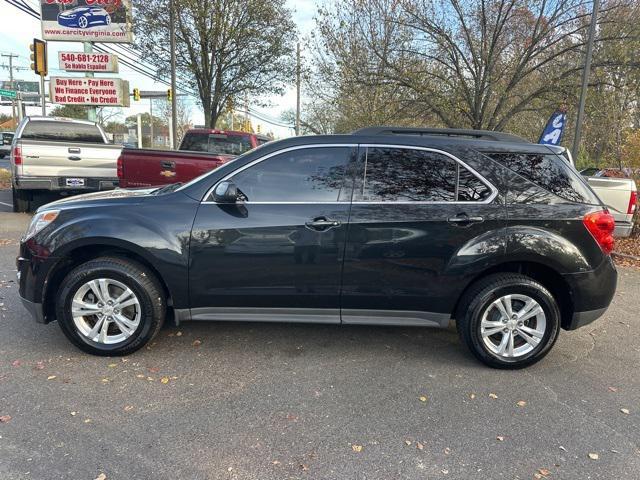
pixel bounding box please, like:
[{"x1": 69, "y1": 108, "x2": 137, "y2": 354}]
[
  {"x1": 19, "y1": 140, "x2": 121, "y2": 178},
  {"x1": 119, "y1": 148, "x2": 234, "y2": 188},
  {"x1": 586, "y1": 177, "x2": 637, "y2": 216}
]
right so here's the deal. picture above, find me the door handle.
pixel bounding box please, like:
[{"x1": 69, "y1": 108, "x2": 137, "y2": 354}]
[
  {"x1": 68, "y1": 147, "x2": 81, "y2": 154},
  {"x1": 305, "y1": 217, "x2": 341, "y2": 231},
  {"x1": 161, "y1": 161, "x2": 175, "y2": 169},
  {"x1": 447, "y1": 214, "x2": 484, "y2": 226},
  {"x1": 68, "y1": 156, "x2": 82, "y2": 161}
]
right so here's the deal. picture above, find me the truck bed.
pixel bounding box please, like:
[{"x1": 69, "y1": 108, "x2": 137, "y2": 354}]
[{"x1": 118, "y1": 148, "x2": 235, "y2": 188}]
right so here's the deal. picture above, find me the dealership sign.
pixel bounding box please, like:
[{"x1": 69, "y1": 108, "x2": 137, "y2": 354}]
[
  {"x1": 40, "y1": 0, "x2": 133, "y2": 43},
  {"x1": 59, "y1": 51, "x2": 119, "y2": 73},
  {"x1": 49, "y1": 77, "x2": 130, "y2": 106}
]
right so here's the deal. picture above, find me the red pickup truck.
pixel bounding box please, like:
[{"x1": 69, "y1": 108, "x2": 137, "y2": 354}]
[{"x1": 118, "y1": 129, "x2": 271, "y2": 188}]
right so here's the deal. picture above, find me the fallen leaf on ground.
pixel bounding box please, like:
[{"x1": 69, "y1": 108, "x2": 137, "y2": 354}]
[
  {"x1": 489, "y1": 393, "x2": 498, "y2": 399},
  {"x1": 108, "y1": 363, "x2": 117, "y2": 368},
  {"x1": 47, "y1": 375, "x2": 56, "y2": 380},
  {"x1": 70, "y1": 411, "x2": 77, "y2": 416},
  {"x1": 83, "y1": 418, "x2": 92, "y2": 423},
  {"x1": 94, "y1": 474, "x2": 106, "y2": 480},
  {"x1": 352, "y1": 444, "x2": 363, "y2": 452},
  {"x1": 469, "y1": 393, "x2": 476, "y2": 399},
  {"x1": 444, "y1": 447, "x2": 451, "y2": 455},
  {"x1": 11, "y1": 360, "x2": 21, "y2": 367},
  {"x1": 193, "y1": 339, "x2": 202, "y2": 346},
  {"x1": 136, "y1": 374, "x2": 145, "y2": 378},
  {"x1": 441, "y1": 469, "x2": 449, "y2": 474},
  {"x1": 620, "y1": 408, "x2": 630, "y2": 414},
  {"x1": 148, "y1": 367, "x2": 159, "y2": 373},
  {"x1": 588, "y1": 453, "x2": 599, "y2": 460},
  {"x1": 496, "y1": 436, "x2": 504, "y2": 442},
  {"x1": 538, "y1": 468, "x2": 551, "y2": 477},
  {"x1": 160, "y1": 377, "x2": 169, "y2": 384},
  {"x1": 124, "y1": 405, "x2": 134, "y2": 412},
  {"x1": 404, "y1": 440, "x2": 412, "y2": 446},
  {"x1": 416, "y1": 442, "x2": 424, "y2": 450},
  {"x1": 559, "y1": 446, "x2": 567, "y2": 452},
  {"x1": 271, "y1": 460, "x2": 281, "y2": 465},
  {"x1": 608, "y1": 386, "x2": 618, "y2": 392},
  {"x1": 176, "y1": 331, "x2": 183, "y2": 337},
  {"x1": 517, "y1": 400, "x2": 527, "y2": 407},
  {"x1": 101, "y1": 378, "x2": 109, "y2": 383},
  {"x1": 419, "y1": 395, "x2": 428, "y2": 402},
  {"x1": 300, "y1": 464, "x2": 309, "y2": 471},
  {"x1": 0, "y1": 415, "x2": 11, "y2": 423}
]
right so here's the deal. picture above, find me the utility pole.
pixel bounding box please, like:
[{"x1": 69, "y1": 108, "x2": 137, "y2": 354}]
[
  {"x1": 295, "y1": 43, "x2": 301, "y2": 136},
  {"x1": 1, "y1": 53, "x2": 18, "y2": 125},
  {"x1": 572, "y1": 0, "x2": 600, "y2": 159},
  {"x1": 169, "y1": 0, "x2": 178, "y2": 149},
  {"x1": 149, "y1": 98, "x2": 154, "y2": 148},
  {"x1": 84, "y1": 42, "x2": 97, "y2": 122}
]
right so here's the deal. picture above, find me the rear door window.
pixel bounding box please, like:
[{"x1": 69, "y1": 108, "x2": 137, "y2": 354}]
[
  {"x1": 356, "y1": 147, "x2": 492, "y2": 202},
  {"x1": 488, "y1": 152, "x2": 600, "y2": 204},
  {"x1": 21, "y1": 121, "x2": 104, "y2": 143}
]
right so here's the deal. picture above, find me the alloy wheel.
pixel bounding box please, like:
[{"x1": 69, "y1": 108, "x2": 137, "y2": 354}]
[
  {"x1": 480, "y1": 294, "x2": 547, "y2": 358},
  {"x1": 71, "y1": 278, "x2": 141, "y2": 345}
]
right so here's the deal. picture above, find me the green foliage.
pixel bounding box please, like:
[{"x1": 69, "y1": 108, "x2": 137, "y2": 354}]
[{"x1": 49, "y1": 104, "x2": 88, "y2": 120}]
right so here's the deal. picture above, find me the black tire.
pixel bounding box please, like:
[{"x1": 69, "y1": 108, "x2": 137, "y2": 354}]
[
  {"x1": 56, "y1": 257, "x2": 166, "y2": 356},
  {"x1": 12, "y1": 187, "x2": 31, "y2": 213},
  {"x1": 456, "y1": 273, "x2": 561, "y2": 369}
]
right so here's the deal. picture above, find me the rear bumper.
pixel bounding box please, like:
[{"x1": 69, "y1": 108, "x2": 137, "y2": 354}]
[
  {"x1": 614, "y1": 221, "x2": 633, "y2": 238},
  {"x1": 562, "y1": 256, "x2": 617, "y2": 330},
  {"x1": 20, "y1": 296, "x2": 46, "y2": 324},
  {"x1": 14, "y1": 176, "x2": 119, "y2": 191}
]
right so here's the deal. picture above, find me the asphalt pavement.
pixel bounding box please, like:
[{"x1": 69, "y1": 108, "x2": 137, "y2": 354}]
[
  {"x1": 0, "y1": 157, "x2": 10, "y2": 170},
  {"x1": 0, "y1": 211, "x2": 638, "y2": 480}
]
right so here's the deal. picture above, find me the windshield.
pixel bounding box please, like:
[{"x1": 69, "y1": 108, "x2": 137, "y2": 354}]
[{"x1": 180, "y1": 132, "x2": 252, "y2": 155}]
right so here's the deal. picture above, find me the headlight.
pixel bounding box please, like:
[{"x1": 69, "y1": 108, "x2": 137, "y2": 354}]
[{"x1": 24, "y1": 210, "x2": 60, "y2": 240}]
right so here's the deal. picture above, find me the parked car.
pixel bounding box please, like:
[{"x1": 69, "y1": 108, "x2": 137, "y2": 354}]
[
  {"x1": 580, "y1": 173, "x2": 637, "y2": 237},
  {"x1": 18, "y1": 127, "x2": 617, "y2": 368},
  {"x1": 117, "y1": 129, "x2": 269, "y2": 188},
  {"x1": 117, "y1": 148, "x2": 235, "y2": 189},
  {"x1": 0, "y1": 132, "x2": 14, "y2": 158},
  {"x1": 10, "y1": 116, "x2": 122, "y2": 212},
  {"x1": 57, "y1": 7, "x2": 111, "y2": 29}
]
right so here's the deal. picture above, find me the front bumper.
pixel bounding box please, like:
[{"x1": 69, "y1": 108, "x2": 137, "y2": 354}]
[
  {"x1": 14, "y1": 176, "x2": 119, "y2": 191},
  {"x1": 17, "y1": 249, "x2": 61, "y2": 324},
  {"x1": 562, "y1": 256, "x2": 617, "y2": 330}
]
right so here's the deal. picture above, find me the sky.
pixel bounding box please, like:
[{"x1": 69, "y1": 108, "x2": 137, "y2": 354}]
[{"x1": 0, "y1": 0, "x2": 318, "y2": 138}]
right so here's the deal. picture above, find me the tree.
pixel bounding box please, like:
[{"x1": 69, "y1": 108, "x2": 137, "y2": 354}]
[
  {"x1": 308, "y1": 0, "x2": 640, "y2": 137},
  {"x1": 134, "y1": 0, "x2": 297, "y2": 128},
  {"x1": 49, "y1": 104, "x2": 88, "y2": 120},
  {"x1": 157, "y1": 96, "x2": 192, "y2": 145}
]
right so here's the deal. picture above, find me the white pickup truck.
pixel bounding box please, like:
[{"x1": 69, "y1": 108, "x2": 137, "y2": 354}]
[
  {"x1": 583, "y1": 174, "x2": 637, "y2": 237},
  {"x1": 10, "y1": 116, "x2": 122, "y2": 212}
]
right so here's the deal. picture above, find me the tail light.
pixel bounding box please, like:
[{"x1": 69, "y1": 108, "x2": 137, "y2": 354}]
[
  {"x1": 627, "y1": 191, "x2": 637, "y2": 215},
  {"x1": 12, "y1": 146, "x2": 22, "y2": 165},
  {"x1": 116, "y1": 154, "x2": 123, "y2": 180},
  {"x1": 583, "y1": 210, "x2": 615, "y2": 255}
]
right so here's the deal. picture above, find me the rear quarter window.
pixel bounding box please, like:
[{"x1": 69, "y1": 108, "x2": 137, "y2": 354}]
[
  {"x1": 21, "y1": 121, "x2": 104, "y2": 143},
  {"x1": 488, "y1": 152, "x2": 600, "y2": 205}
]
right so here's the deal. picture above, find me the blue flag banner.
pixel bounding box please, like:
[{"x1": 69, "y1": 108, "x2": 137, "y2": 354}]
[{"x1": 539, "y1": 111, "x2": 567, "y2": 145}]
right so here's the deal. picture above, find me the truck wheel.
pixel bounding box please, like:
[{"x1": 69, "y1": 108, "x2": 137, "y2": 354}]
[
  {"x1": 56, "y1": 257, "x2": 166, "y2": 356},
  {"x1": 456, "y1": 273, "x2": 561, "y2": 369},
  {"x1": 12, "y1": 187, "x2": 32, "y2": 213}
]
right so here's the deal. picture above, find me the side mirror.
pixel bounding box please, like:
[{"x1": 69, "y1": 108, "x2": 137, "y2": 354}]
[{"x1": 213, "y1": 181, "x2": 240, "y2": 203}]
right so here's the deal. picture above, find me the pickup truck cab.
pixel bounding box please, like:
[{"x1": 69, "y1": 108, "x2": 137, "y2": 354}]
[
  {"x1": 117, "y1": 129, "x2": 270, "y2": 188},
  {"x1": 10, "y1": 116, "x2": 122, "y2": 212}
]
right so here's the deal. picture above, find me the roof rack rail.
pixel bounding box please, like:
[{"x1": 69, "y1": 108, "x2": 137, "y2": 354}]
[{"x1": 352, "y1": 126, "x2": 529, "y2": 143}]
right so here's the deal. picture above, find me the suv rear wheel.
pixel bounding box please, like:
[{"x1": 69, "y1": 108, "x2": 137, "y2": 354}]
[
  {"x1": 56, "y1": 257, "x2": 165, "y2": 356},
  {"x1": 457, "y1": 273, "x2": 561, "y2": 369}
]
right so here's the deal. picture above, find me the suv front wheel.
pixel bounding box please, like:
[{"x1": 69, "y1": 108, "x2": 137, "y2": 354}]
[
  {"x1": 457, "y1": 273, "x2": 561, "y2": 369},
  {"x1": 56, "y1": 257, "x2": 166, "y2": 356}
]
